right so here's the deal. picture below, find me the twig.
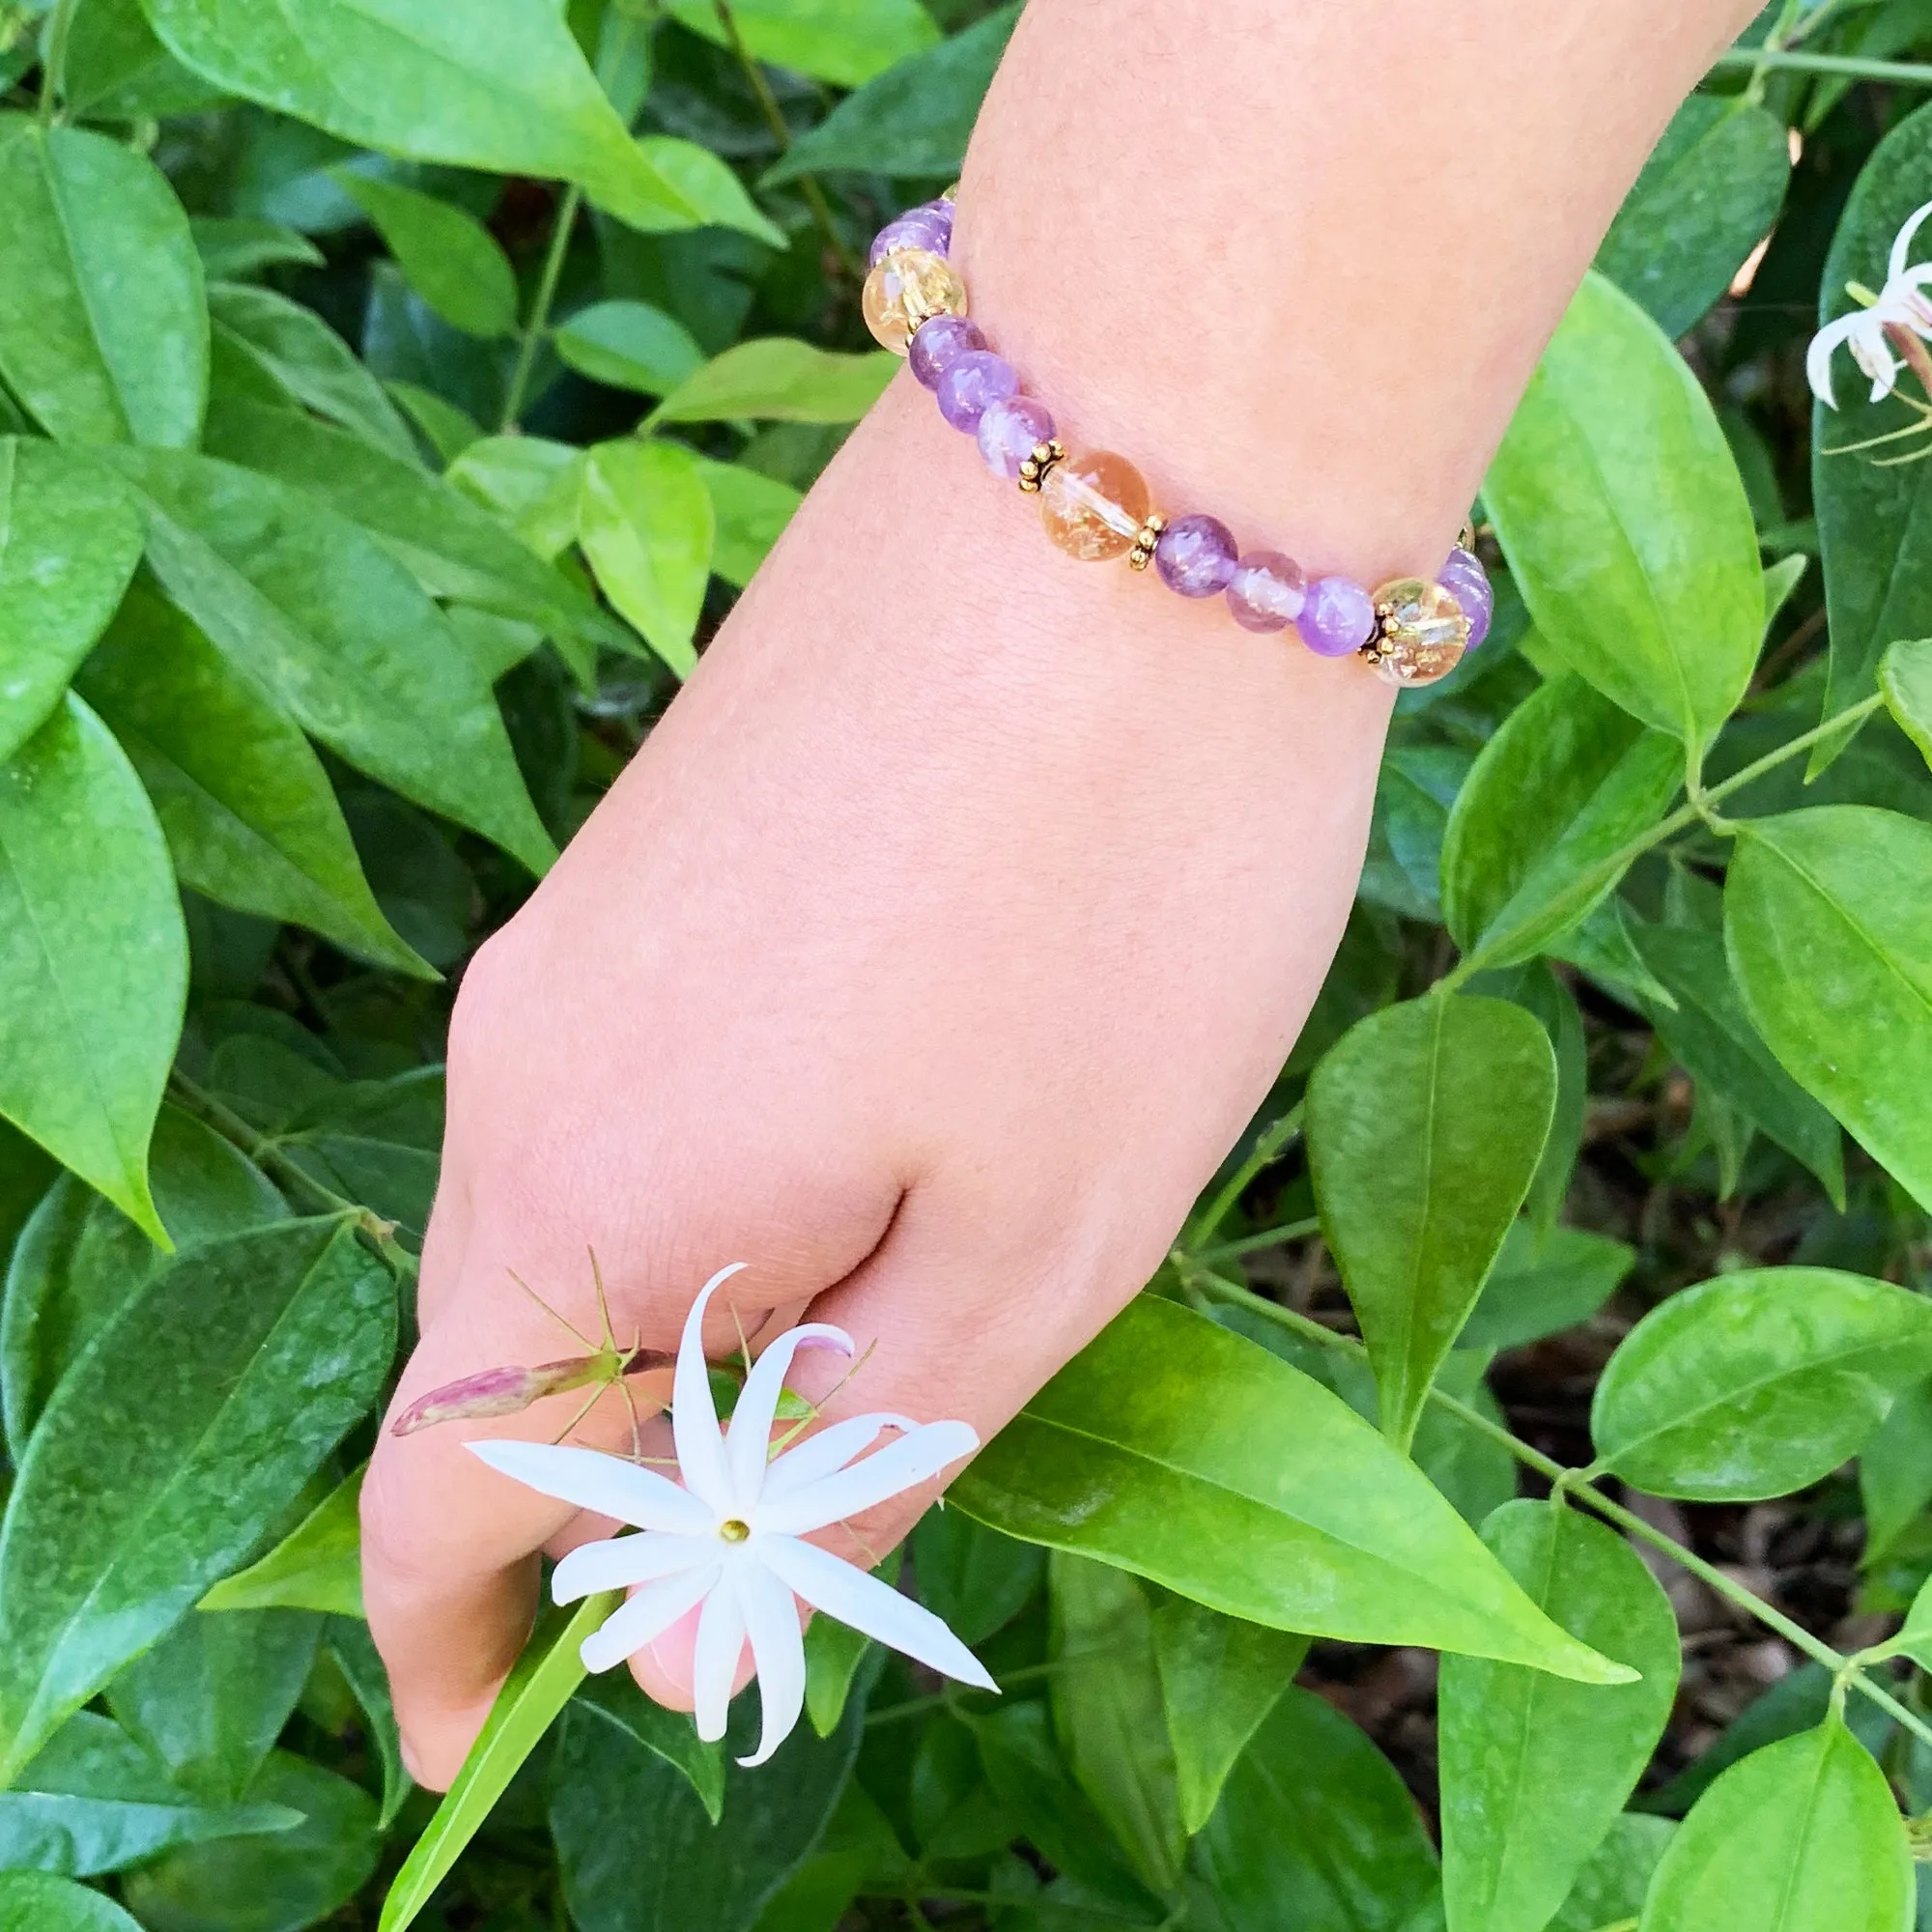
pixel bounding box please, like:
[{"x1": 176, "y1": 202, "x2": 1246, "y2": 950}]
[{"x1": 500, "y1": 185, "x2": 582, "y2": 433}]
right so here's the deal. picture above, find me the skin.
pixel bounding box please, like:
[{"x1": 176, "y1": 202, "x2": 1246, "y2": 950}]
[{"x1": 363, "y1": 0, "x2": 1763, "y2": 1786}]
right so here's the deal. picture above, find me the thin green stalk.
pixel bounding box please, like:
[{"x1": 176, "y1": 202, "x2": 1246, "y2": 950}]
[
  {"x1": 1184, "y1": 1264, "x2": 1932, "y2": 1755},
  {"x1": 1191, "y1": 1217, "x2": 1322, "y2": 1265},
  {"x1": 167, "y1": 1069, "x2": 417, "y2": 1279},
  {"x1": 711, "y1": 0, "x2": 861, "y2": 282},
  {"x1": 1713, "y1": 44, "x2": 1932, "y2": 88},
  {"x1": 1187, "y1": 1103, "x2": 1304, "y2": 1247},
  {"x1": 1436, "y1": 692, "x2": 1887, "y2": 995},
  {"x1": 499, "y1": 185, "x2": 582, "y2": 434},
  {"x1": 36, "y1": 0, "x2": 76, "y2": 124}
]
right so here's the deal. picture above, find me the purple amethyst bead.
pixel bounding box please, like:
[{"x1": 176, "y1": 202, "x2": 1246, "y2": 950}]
[
  {"x1": 908, "y1": 314, "x2": 985, "y2": 390},
  {"x1": 935, "y1": 350, "x2": 1017, "y2": 433},
  {"x1": 1297, "y1": 576, "x2": 1378, "y2": 658},
  {"x1": 1153, "y1": 515, "x2": 1238, "y2": 598},
  {"x1": 1437, "y1": 545, "x2": 1494, "y2": 649},
  {"x1": 978, "y1": 393, "x2": 1055, "y2": 479},
  {"x1": 1225, "y1": 550, "x2": 1307, "y2": 632},
  {"x1": 868, "y1": 201, "x2": 953, "y2": 268}
]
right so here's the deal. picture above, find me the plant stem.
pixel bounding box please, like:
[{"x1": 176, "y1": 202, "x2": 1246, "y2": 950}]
[
  {"x1": 1183, "y1": 1264, "x2": 1932, "y2": 1754},
  {"x1": 1187, "y1": 1104, "x2": 1305, "y2": 1247},
  {"x1": 1436, "y1": 692, "x2": 1887, "y2": 995},
  {"x1": 1713, "y1": 44, "x2": 1932, "y2": 88},
  {"x1": 711, "y1": 0, "x2": 861, "y2": 282},
  {"x1": 36, "y1": 0, "x2": 76, "y2": 124},
  {"x1": 166, "y1": 1069, "x2": 417, "y2": 1280},
  {"x1": 499, "y1": 185, "x2": 582, "y2": 434},
  {"x1": 1192, "y1": 1217, "x2": 1322, "y2": 1265}
]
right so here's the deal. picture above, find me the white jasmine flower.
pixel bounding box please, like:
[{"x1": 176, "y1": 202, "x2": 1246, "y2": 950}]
[
  {"x1": 469, "y1": 1264, "x2": 994, "y2": 1767},
  {"x1": 1808, "y1": 198, "x2": 1932, "y2": 409}
]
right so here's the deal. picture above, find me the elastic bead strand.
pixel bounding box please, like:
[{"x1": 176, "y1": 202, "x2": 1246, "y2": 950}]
[{"x1": 872, "y1": 203, "x2": 1485, "y2": 686}]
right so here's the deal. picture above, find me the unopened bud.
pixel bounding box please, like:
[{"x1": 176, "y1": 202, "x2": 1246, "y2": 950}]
[{"x1": 391, "y1": 1349, "x2": 671, "y2": 1435}]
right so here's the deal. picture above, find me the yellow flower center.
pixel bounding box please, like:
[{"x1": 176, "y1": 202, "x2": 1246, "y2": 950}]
[{"x1": 720, "y1": 1519, "x2": 751, "y2": 1544}]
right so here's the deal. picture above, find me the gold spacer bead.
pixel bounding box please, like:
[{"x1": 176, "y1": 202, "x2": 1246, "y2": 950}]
[
  {"x1": 1126, "y1": 512, "x2": 1167, "y2": 571},
  {"x1": 1017, "y1": 438, "x2": 1065, "y2": 494}
]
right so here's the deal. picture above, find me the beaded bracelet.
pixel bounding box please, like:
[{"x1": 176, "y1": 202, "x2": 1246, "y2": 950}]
[{"x1": 861, "y1": 196, "x2": 1493, "y2": 689}]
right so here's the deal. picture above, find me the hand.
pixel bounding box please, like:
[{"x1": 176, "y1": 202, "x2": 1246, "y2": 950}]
[{"x1": 358, "y1": 377, "x2": 1395, "y2": 1786}]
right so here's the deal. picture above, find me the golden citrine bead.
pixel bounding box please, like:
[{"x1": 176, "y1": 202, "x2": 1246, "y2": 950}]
[
  {"x1": 861, "y1": 246, "x2": 967, "y2": 355},
  {"x1": 1039, "y1": 450, "x2": 1151, "y2": 562},
  {"x1": 1365, "y1": 577, "x2": 1470, "y2": 688}
]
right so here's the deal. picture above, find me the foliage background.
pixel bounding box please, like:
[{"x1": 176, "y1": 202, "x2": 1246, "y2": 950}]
[{"x1": 6, "y1": 0, "x2": 1932, "y2": 1929}]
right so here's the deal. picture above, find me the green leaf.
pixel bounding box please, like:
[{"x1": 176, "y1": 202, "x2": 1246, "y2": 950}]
[
  {"x1": 1812, "y1": 98, "x2": 1932, "y2": 754},
  {"x1": 1498, "y1": 962, "x2": 1588, "y2": 1236},
  {"x1": 121, "y1": 1749, "x2": 380, "y2": 1932},
  {"x1": 661, "y1": 0, "x2": 939, "y2": 88},
  {"x1": 579, "y1": 439, "x2": 715, "y2": 679},
  {"x1": 913, "y1": 1504, "x2": 1043, "y2": 1646},
  {"x1": 1590, "y1": 1265, "x2": 1932, "y2": 1501},
  {"x1": 622, "y1": 137, "x2": 785, "y2": 249},
  {"x1": 76, "y1": 586, "x2": 431, "y2": 978},
  {"x1": 1484, "y1": 271, "x2": 1761, "y2": 748},
  {"x1": 447, "y1": 434, "x2": 586, "y2": 561},
  {"x1": 0, "y1": 122, "x2": 206, "y2": 448},
  {"x1": 952, "y1": 1294, "x2": 1633, "y2": 1686},
  {"x1": 1047, "y1": 1553, "x2": 1181, "y2": 1893},
  {"x1": 1150, "y1": 1596, "x2": 1306, "y2": 1837},
  {"x1": 199, "y1": 1465, "x2": 364, "y2": 1619},
  {"x1": 384, "y1": 380, "x2": 482, "y2": 465},
  {"x1": 1192, "y1": 1687, "x2": 1438, "y2": 1932},
  {"x1": 378, "y1": 1592, "x2": 611, "y2": 1932},
  {"x1": 326, "y1": 1618, "x2": 410, "y2": 1830},
  {"x1": 1636, "y1": 1719, "x2": 1911, "y2": 1932},
  {"x1": 0, "y1": 1711, "x2": 298, "y2": 1876},
  {"x1": 1, "y1": 1103, "x2": 286, "y2": 1456},
  {"x1": 696, "y1": 457, "x2": 802, "y2": 588},
  {"x1": 1861, "y1": 1378, "x2": 1932, "y2": 1570},
  {"x1": 767, "y1": 5, "x2": 1016, "y2": 183},
  {"x1": 189, "y1": 218, "x2": 323, "y2": 282},
  {"x1": 199, "y1": 395, "x2": 618, "y2": 654},
  {"x1": 555, "y1": 299, "x2": 706, "y2": 397},
  {"x1": 1307, "y1": 995, "x2": 1556, "y2": 1449},
  {"x1": 0, "y1": 1871, "x2": 145, "y2": 1931},
  {"x1": 0, "y1": 1217, "x2": 395, "y2": 1783},
  {"x1": 141, "y1": 0, "x2": 713, "y2": 232},
  {"x1": 1548, "y1": 1815, "x2": 1676, "y2": 1932},
  {"x1": 0, "y1": 440, "x2": 143, "y2": 764},
  {"x1": 336, "y1": 173, "x2": 517, "y2": 338},
  {"x1": 571, "y1": 1669, "x2": 725, "y2": 1826},
  {"x1": 276, "y1": 1068, "x2": 443, "y2": 1240},
  {"x1": 1880, "y1": 638, "x2": 1932, "y2": 771},
  {"x1": 1441, "y1": 675, "x2": 1683, "y2": 973},
  {"x1": 0, "y1": 695, "x2": 186, "y2": 1240},
  {"x1": 801, "y1": 1553, "x2": 897, "y2": 1741},
  {"x1": 1595, "y1": 96, "x2": 1790, "y2": 341},
  {"x1": 1439, "y1": 1502, "x2": 1679, "y2": 1932},
  {"x1": 207, "y1": 281, "x2": 417, "y2": 465},
  {"x1": 1461, "y1": 1221, "x2": 1634, "y2": 1353},
  {"x1": 652, "y1": 338, "x2": 896, "y2": 426},
  {"x1": 549, "y1": 1680, "x2": 864, "y2": 1932},
  {"x1": 103, "y1": 446, "x2": 557, "y2": 874},
  {"x1": 60, "y1": 0, "x2": 227, "y2": 119},
  {"x1": 104, "y1": 1609, "x2": 319, "y2": 1807},
  {"x1": 1627, "y1": 919, "x2": 1843, "y2": 1204},
  {"x1": 1724, "y1": 806, "x2": 1932, "y2": 1210}
]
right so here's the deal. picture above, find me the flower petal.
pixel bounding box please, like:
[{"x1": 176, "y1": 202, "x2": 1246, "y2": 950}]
[
  {"x1": 467, "y1": 1439, "x2": 713, "y2": 1535},
  {"x1": 552, "y1": 1531, "x2": 717, "y2": 1605},
  {"x1": 1889, "y1": 198, "x2": 1932, "y2": 283},
  {"x1": 760, "y1": 1413, "x2": 919, "y2": 1505},
  {"x1": 673, "y1": 1264, "x2": 746, "y2": 1515},
  {"x1": 580, "y1": 1563, "x2": 720, "y2": 1673},
  {"x1": 692, "y1": 1565, "x2": 747, "y2": 1744},
  {"x1": 758, "y1": 1535, "x2": 995, "y2": 1690},
  {"x1": 736, "y1": 1560, "x2": 807, "y2": 1768},
  {"x1": 1806, "y1": 310, "x2": 1866, "y2": 411},
  {"x1": 726, "y1": 1321, "x2": 853, "y2": 1510},
  {"x1": 751, "y1": 1420, "x2": 979, "y2": 1538}
]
